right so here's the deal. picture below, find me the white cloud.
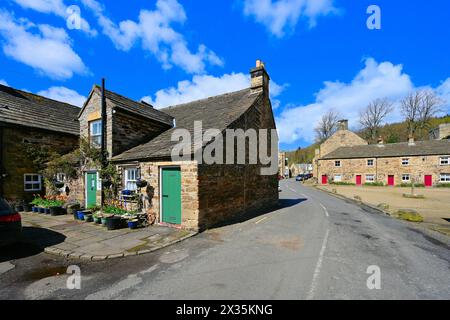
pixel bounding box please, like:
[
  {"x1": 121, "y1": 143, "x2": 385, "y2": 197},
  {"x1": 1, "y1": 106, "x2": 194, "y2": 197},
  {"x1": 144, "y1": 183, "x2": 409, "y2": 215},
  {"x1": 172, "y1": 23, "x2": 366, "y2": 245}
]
[
  {"x1": 0, "y1": 10, "x2": 88, "y2": 80},
  {"x1": 11, "y1": 0, "x2": 97, "y2": 36},
  {"x1": 143, "y1": 72, "x2": 286, "y2": 109},
  {"x1": 436, "y1": 78, "x2": 450, "y2": 112},
  {"x1": 37, "y1": 86, "x2": 86, "y2": 107},
  {"x1": 243, "y1": 0, "x2": 337, "y2": 38},
  {"x1": 0, "y1": 79, "x2": 8, "y2": 86},
  {"x1": 276, "y1": 58, "x2": 417, "y2": 144},
  {"x1": 81, "y1": 0, "x2": 223, "y2": 74}
]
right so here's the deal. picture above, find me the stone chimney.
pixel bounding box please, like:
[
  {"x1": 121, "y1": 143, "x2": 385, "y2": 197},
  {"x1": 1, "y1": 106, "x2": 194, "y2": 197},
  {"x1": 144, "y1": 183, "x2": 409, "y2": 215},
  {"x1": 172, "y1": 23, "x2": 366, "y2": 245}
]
[
  {"x1": 408, "y1": 135, "x2": 415, "y2": 146},
  {"x1": 337, "y1": 119, "x2": 349, "y2": 131},
  {"x1": 250, "y1": 60, "x2": 270, "y2": 95},
  {"x1": 377, "y1": 136, "x2": 385, "y2": 147}
]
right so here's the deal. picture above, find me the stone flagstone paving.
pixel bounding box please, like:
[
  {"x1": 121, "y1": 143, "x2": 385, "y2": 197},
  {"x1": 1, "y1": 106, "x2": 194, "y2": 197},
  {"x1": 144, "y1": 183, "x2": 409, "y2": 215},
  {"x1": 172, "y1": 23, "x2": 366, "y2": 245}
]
[{"x1": 20, "y1": 212, "x2": 196, "y2": 260}]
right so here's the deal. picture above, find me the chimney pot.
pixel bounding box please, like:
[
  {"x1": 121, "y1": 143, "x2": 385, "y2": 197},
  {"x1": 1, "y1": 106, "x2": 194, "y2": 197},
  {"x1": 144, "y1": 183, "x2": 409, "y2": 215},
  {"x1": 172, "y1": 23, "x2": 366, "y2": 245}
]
[
  {"x1": 408, "y1": 135, "x2": 415, "y2": 146},
  {"x1": 337, "y1": 119, "x2": 348, "y2": 131}
]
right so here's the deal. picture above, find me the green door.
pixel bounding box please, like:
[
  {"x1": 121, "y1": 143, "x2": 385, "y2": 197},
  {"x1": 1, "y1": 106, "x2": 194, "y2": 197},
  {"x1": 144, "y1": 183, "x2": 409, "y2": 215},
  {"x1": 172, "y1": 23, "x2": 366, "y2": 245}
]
[
  {"x1": 162, "y1": 167, "x2": 182, "y2": 225},
  {"x1": 86, "y1": 172, "x2": 97, "y2": 208}
]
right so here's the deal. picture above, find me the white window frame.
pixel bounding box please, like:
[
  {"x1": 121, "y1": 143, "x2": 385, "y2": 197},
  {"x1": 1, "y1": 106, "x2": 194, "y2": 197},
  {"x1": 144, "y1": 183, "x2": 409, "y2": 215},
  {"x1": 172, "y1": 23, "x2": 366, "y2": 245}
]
[
  {"x1": 440, "y1": 156, "x2": 449, "y2": 166},
  {"x1": 365, "y1": 174, "x2": 375, "y2": 183},
  {"x1": 402, "y1": 174, "x2": 411, "y2": 182},
  {"x1": 90, "y1": 120, "x2": 102, "y2": 147},
  {"x1": 335, "y1": 160, "x2": 341, "y2": 167},
  {"x1": 24, "y1": 174, "x2": 42, "y2": 191},
  {"x1": 334, "y1": 175, "x2": 342, "y2": 182},
  {"x1": 367, "y1": 159, "x2": 374, "y2": 167},
  {"x1": 439, "y1": 173, "x2": 450, "y2": 183},
  {"x1": 124, "y1": 168, "x2": 138, "y2": 191},
  {"x1": 401, "y1": 158, "x2": 410, "y2": 166}
]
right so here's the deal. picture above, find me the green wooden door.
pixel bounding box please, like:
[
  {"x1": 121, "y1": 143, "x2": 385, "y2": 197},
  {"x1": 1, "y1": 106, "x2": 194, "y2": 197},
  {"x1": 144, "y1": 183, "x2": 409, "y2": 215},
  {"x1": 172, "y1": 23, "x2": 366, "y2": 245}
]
[
  {"x1": 162, "y1": 167, "x2": 182, "y2": 225},
  {"x1": 86, "y1": 172, "x2": 97, "y2": 208}
]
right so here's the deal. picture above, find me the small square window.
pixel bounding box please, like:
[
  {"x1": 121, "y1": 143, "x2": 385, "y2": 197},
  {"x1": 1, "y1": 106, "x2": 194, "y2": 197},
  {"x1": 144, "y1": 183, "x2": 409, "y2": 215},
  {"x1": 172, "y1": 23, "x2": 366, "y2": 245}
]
[
  {"x1": 440, "y1": 157, "x2": 449, "y2": 165},
  {"x1": 440, "y1": 173, "x2": 450, "y2": 183},
  {"x1": 334, "y1": 175, "x2": 342, "y2": 182},
  {"x1": 367, "y1": 159, "x2": 374, "y2": 167},
  {"x1": 402, "y1": 158, "x2": 410, "y2": 166},
  {"x1": 335, "y1": 161, "x2": 341, "y2": 167},
  {"x1": 24, "y1": 174, "x2": 41, "y2": 191},
  {"x1": 402, "y1": 174, "x2": 411, "y2": 182},
  {"x1": 366, "y1": 174, "x2": 375, "y2": 183}
]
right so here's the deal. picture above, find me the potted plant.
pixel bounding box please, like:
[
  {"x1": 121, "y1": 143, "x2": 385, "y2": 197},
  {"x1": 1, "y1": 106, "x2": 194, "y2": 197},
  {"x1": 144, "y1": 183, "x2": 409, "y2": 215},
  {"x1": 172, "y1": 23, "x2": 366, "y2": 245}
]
[
  {"x1": 105, "y1": 216, "x2": 123, "y2": 230},
  {"x1": 84, "y1": 213, "x2": 94, "y2": 222},
  {"x1": 53, "y1": 180, "x2": 65, "y2": 189},
  {"x1": 127, "y1": 219, "x2": 139, "y2": 229},
  {"x1": 93, "y1": 213, "x2": 102, "y2": 224},
  {"x1": 31, "y1": 196, "x2": 42, "y2": 213},
  {"x1": 23, "y1": 202, "x2": 31, "y2": 212},
  {"x1": 49, "y1": 199, "x2": 65, "y2": 216}
]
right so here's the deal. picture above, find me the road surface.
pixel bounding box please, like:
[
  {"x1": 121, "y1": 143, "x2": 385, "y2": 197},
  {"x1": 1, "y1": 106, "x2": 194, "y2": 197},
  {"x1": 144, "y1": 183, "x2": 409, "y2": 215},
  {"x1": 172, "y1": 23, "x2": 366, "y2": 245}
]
[{"x1": 1, "y1": 180, "x2": 449, "y2": 299}]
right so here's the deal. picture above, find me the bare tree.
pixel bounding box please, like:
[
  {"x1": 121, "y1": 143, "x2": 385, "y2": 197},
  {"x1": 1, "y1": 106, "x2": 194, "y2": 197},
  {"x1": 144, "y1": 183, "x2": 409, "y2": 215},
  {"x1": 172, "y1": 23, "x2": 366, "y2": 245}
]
[
  {"x1": 359, "y1": 98, "x2": 393, "y2": 142},
  {"x1": 315, "y1": 110, "x2": 341, "y2": 142},
  {"x1": 401, "y1": 90, "x2": 442, "y2": 138}
]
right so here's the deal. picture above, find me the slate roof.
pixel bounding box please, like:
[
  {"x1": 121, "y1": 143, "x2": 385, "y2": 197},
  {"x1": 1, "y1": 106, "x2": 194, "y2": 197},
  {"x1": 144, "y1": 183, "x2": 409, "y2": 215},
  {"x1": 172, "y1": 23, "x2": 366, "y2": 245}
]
[
  {"x1": 80, "y1": 85, "x2": 173, "y2": 126},
  {"x1": 113, "y1": 88, "x2": 260, "y2": 161},
  {"x1": 321, "y1": 140, "x2": 450, "y2": 160},
  {"x1": 0, "y1": 84, "x2": 80, "y2": 135}
]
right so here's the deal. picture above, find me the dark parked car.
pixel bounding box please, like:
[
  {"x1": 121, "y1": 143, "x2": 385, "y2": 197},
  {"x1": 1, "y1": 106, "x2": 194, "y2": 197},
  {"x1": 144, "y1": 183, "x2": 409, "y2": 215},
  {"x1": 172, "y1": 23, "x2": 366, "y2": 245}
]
[
  {"x1": 296, "y1": 174, "x2": 306, "y2": 181},
  {"x1": 0, "y1": 198, "x2": 22, "y2": 247}
]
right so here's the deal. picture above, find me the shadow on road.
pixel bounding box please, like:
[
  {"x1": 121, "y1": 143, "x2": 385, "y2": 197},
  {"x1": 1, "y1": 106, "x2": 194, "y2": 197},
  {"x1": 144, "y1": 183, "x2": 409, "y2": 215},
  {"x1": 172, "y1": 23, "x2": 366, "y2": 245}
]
[
  {"x1": 204, "y1": 198, "x2": 307, "y2": 231},
  {"x1": 0, "y1": 227, "x2": 66, "y2": 263}
]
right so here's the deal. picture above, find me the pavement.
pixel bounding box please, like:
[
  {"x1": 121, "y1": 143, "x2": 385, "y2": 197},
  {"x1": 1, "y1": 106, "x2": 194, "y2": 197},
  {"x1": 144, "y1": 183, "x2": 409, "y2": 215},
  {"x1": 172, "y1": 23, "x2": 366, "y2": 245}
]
[
  {"x1": 18, "y1": 212, "x2": 196, "y2": 260},
  {"x1": 0, "y1": 179, "x2": 449, "y2": 300}
]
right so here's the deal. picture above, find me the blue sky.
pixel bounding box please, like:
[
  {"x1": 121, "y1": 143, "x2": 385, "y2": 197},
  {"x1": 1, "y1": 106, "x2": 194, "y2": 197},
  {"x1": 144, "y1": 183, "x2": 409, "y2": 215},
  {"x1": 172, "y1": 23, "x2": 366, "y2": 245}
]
[{"x1": 0, "y1": 0, "x2": 449, "y2": 150}]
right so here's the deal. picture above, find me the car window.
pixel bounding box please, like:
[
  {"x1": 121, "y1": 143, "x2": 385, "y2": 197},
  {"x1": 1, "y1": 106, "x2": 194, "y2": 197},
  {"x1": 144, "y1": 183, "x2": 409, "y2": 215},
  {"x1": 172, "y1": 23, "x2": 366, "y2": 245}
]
[{"x1": 0, "y1": 199, "x2": 14, "y2": 215}]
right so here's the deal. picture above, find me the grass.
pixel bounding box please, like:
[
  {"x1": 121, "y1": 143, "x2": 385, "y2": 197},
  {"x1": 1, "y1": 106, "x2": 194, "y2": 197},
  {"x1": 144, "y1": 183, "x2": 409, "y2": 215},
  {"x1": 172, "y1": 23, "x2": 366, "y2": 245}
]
[
  {"x1": 330, "y1": 182, "x2": 356, "y2": 186},
  {"x1": 435, "y1": 183, "x2": 450, "y2": 188},
  {"x1": 396, "y1": 210, "x2": 424, "y2": 223},
  {"x1": 402, "y1": 193, "x2": 425, "y2": 199},
  {"x1": 364, "y1": 182, "x2": 385, "y2": 187},
  {"x1": 397, "y1": 183, "x2": 425, "y2": 188}
]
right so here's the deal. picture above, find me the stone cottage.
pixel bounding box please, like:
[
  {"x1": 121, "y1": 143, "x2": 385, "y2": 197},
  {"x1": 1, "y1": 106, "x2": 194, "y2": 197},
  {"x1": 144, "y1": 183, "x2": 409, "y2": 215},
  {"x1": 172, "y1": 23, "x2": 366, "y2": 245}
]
[
  {"x1": 75, "y1": 61, "x2": 279, "y2": 231},
  {"x1": 315, "y1": 120, "x2": 450, "y2": 186},
  {"x1": 0, "y1": 84, "x2": 79, "y2": 202}
]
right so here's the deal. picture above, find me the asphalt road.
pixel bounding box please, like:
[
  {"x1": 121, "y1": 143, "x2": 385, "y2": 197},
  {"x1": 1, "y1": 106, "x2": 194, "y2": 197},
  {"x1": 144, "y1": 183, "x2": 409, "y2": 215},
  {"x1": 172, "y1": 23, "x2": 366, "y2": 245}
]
[{"x1": 1, "y1": 180, "x2": 449, "y2": 299}]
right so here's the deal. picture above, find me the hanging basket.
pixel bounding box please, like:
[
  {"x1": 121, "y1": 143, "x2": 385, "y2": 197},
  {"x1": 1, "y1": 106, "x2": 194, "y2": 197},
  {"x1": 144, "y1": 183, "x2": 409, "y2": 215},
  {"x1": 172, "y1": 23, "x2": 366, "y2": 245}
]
[
  {"x1": 136, "y1": 179, "x2": 148, "y2": 188},
  {"x1": 102, "y1": 179, "x2": 112, "y2": 188},
  {"x1": 53, "y1": 180, "x2": 64, "y2": 189}
]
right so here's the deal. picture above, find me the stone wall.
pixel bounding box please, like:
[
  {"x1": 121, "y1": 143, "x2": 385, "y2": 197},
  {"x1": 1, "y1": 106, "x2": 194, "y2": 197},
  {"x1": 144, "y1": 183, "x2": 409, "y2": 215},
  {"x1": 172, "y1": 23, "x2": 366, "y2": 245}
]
[
  {"x1": 318, "y1": 155, "x2": 450, "y2": 186},
  {"x1": 196, "y1": 93, "x2": 278, "y2": 230},
  {"x1": 1, "y1": 125, "x2": 78, "y2": 202},
  {"x1": 112, "y1": 110, "x2": 170, "y2": 157}
]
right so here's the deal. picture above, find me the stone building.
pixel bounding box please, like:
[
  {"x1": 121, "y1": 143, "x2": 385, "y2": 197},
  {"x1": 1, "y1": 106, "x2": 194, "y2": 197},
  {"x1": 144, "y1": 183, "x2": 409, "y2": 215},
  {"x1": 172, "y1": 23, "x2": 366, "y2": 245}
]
[
  {"x1": 315, "y1": 121, "x2": 450, "y2": 187},
  {"x1": 76, "y1": 61, "x2": 278, "y2": 231},
  {"x1": 0, "y1": 84, "x2": 79, "y2": 202},
  {"x1": 430, "y1": 123, "x2": 450, "y2": 140}
]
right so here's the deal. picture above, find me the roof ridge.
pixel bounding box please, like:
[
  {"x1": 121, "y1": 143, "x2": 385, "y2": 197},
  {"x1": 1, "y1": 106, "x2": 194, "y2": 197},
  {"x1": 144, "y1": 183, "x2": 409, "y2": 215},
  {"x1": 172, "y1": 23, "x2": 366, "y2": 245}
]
[
  {"x1": 160, "y1": 87, "x2": 252, "y2": 111},
  {"x1": 0, "y1": 84, "x2": 80, "y2": 110},
  {"x1": 93, "y1": 84, "x2": 153, "y2": 109}
]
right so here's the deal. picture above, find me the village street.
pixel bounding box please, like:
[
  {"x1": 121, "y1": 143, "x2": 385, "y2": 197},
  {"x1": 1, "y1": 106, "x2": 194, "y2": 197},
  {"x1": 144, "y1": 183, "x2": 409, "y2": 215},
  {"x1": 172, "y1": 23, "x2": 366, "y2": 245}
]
[{"x1": 0, "y1": 180, "x2": 449, "y2": 300}]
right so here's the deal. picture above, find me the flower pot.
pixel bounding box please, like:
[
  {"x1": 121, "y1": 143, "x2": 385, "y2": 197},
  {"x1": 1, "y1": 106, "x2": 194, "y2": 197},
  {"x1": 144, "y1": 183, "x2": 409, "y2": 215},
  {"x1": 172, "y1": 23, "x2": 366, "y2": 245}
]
[
  {"x1": 15, "y1": 205, "x2": 24, "y2": 212},
  {"x1": 84, "y1": 214, "x2": 93, "y2": 222},
  {"x1": 39, "y1": 207, "x2": 46, "y2": 214},
  {"x1": 94, "y1": 217, "x2": 102, "y2": 224},
  {"x1": 32, "y1": 206, "x2": 39, "y2": 213},
  {"x1": 77, "y1": 211, "x2": 85, "y2": 220},
  {"x1": 44, "y1": 208, "x2": 51, "y2": 215},
  {"x1": 127, "y1": 219, "x2": 139, "y2": 230},
  {"x1": 106, "y1": 216, "x2": 123, "y2": 231},
  {"x1": 53, "y1": 181, "x2": 64, "y2": 189},
  {"x1": 23, "y1": 204, "x2": 31, "y2": 212},
  {"x1": 50, "y1": 206, "x2": 62, "y2": 216}
]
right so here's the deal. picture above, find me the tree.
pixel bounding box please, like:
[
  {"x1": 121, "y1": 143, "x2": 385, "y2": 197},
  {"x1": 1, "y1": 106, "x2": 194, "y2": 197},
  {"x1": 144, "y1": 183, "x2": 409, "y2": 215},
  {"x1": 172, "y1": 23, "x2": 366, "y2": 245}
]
[
  {"x1": 359, "y1": 98, "x2": 393, "y2": 142},
  {"x1": 315, "y1": 110, "x2": 341, "y2": 142},
  {"x1": 401, "y1": 90, "x2": 442, "y2": 138}
]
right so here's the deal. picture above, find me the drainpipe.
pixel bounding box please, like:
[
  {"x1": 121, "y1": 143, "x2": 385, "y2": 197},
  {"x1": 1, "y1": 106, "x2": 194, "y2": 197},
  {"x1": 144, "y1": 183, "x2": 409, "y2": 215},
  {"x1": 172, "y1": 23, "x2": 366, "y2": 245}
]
[{"x1": 101, "y1": 79, "x2": 107, "y2": 207}]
